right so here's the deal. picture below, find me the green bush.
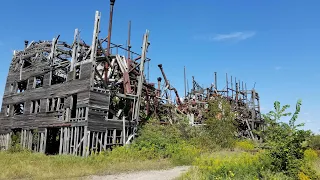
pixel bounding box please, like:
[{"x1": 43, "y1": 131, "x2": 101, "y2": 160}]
[
  {"x1": 235, "y1": 139, "x2": 255, "y2": 151},
  {"x1": 304, "y1": 149, "x2": 318, "y2": 162},
  {"x1": 203, "y1": 97, "x2": 238, "y2": 149},
  {"x1": 309, "y1": 135, "x2": 320, "y2": 150},
  {"x1": 131, "y1": 118, "x2": 201, "y2": 165},
  {"x1": 260, "y1": 100, "x2": 319, "y2": 179},
  {"x1": 180, "y1": 151, "x2": 277, "y2": 180}
]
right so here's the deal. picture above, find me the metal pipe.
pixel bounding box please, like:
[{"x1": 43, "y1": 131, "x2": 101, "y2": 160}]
[
  {"x1": 184, "y1": 66, "x2": 187, "y2": 98},
  {"x1": 127, "y1": 20, "x2": 131, "y2": 63},
  {"x1": 157, "y1": 77, "x2": 162, "y2": 96},
  {"x1": 214, "y1": 72, "x2": 217, "y2": 90},
  {"x1": 105, "y1": 0, "x2": 115, "y2": 83},
  {"x1": 24, "y1": 40, "x2": 29, "y2": 49},
  {"x1": 226, "y1": 73, "x2": 228, "y2": 98},
  {"x1": 158, "y1": 64, "x2": 182, "y2": 105},
  {"x1": 107, "y1": 0, "x2": 116, "y2": 56},
  {"x1": 231, "y1": 75, "x2": 233, "y2": 98}
]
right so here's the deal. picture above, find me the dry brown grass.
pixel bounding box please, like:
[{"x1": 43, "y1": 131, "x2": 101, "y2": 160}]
[{"x1": 0, "y1": 151, "x2": 172, "y2": 180}]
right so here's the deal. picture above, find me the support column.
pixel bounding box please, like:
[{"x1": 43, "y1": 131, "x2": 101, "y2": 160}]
[
  {"x1": 59, "y1": 127, "x2": 63, "y2": 155},
  {"x1": 85, "y1": 130, "x2": 91, "y2": 157},
  {"x1": 82, "y1": 126, "x2": 88, "y2": 157},
  {"x1": 43, "y1": 128, "x2": 47, "y2": 153}
]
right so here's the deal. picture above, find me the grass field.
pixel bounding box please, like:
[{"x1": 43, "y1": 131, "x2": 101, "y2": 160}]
[{"x1": 0, "y1": 151, "x2": 172, "y2": 180}]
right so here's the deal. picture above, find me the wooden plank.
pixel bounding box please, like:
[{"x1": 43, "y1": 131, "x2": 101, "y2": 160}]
[
  {"x1": 95, "y1": 132, "x2": 98, "y2": 153},
  {"x1": 112, "y1": 129, "x2": 116, "y2": 145},
  {"x1": 104, "y1": 129, "x2": 107, "y2": 150},
  {"x1": 43, "y1": 128, "x2": 47, "y2": 153},
  {"x1": 91, "y1": 132, "x2": 95, "y2": 154},
  {"x1": 59, "y1": 127, "x2": 63, "y2": 155},
  {"x1": 74, "y1": 126, "x2": 78, "y2": 155},
  {"x1": 79, "y1": 126, "x2": 83, "y2": 156},
  {"x1": 86, "y1": 131, "x2": 90, "y2": 157},
  {"x1": 70, "y1": 127, "x2": 74, "y2": 154},
  {"x1": 39, "y1": 132, "x2": 43, "y2": 153},
  {"x1": 82, "y1": 126, "x2": 88, "y2": 157}
]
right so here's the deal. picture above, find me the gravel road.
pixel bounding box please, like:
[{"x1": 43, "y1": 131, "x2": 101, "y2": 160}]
[{"x1": 88, "y1": 166, "x2": 190, "y2": 180}]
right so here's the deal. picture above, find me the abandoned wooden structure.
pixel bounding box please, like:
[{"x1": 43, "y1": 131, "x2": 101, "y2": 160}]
[
  {"x1": 0, "y1": 1, "x2": 264, "y2": 155},
  {"x1": 0, "y1": 7, "x2": 152, "y2": 156}
]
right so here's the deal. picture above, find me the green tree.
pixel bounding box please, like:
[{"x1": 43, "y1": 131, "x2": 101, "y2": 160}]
[
  {"x1": 261, "y1": 99, "x2": 315, "y2": 178},
  {"x1": 203, "y1": 97, "x2": 238, "y2": 149}
]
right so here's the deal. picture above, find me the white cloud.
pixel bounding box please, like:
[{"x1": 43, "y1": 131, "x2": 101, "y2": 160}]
[
  {"x1": 194, "y1": 31, "x2": 256, "y2": 42},
  {"x1": 212, "y1": 31, "x2": 256, "y2": 42}
]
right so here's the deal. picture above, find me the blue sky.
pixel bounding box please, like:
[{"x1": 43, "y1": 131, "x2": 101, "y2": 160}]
[{"x1": 0, "y1": 0, "x2": 319, "y2": 133}]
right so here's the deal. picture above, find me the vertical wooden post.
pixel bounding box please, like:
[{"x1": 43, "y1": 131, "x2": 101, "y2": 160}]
[
  {"x1": 59, "y1": 127, "x2": 63, "y2": 155},
  {"x1": 95, "y1": 132, "x2": 98, "y2": 153},
  {"x1": 43, "y1": 128, "x2": 47, "y2": 154},
  {"x1": 112, "y1": 129, "x2": 116, "y2": 144},
  {"x1": 91, "y1": 132, "x2": 95, "y2": 154},
  {"x1": 39, "y1": 132, "x2": 44, "y2": 153},
  {"x1": 37, "y1": 132, "x2": 40, "y2": 152},
  {"x1": 6, "y1": 133, "x2": 10, "y2": 150},
  {"x1": 122, "y1": 116, "x2": 126, "y2": 145},
  {"x1": 104, "y1": 128, "x2": 108, "y2": 150},
  {"x1": 70, "y1": 127, "x2": 74, "y2": 154},
  {"x1": 99, "y1": 132, "x2": 103, "y2": 152},
  {"x1": 85, "y1": 130, "x2": 91, "y2": 157},
  {"x1": 20, "y1": 130, "x2": 23, "y2": 148},
  {"x1": 66, "y1": 127, "x2": 70, "y2": 154},
  {"x1": 79, "y1": 127, "x2": 83, "y2": 155},
  {"x1": 63, "y1": 127, "x2": 67, "y2": 154},
  {"x1": 74, "y1": 127, "x2": 78, "y2": 155}
]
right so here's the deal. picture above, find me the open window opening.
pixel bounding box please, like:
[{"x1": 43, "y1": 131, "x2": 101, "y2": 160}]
[
  {"x1": 47, "y1": 98, "x2": 53, "y2": 112},
  {"x1": 75, "y1": 65, "x2": 80, "y2": 79},
  {"x1": 6, "y1": 105, "x2": 10, "y2": 116},
  {"x1": 53, "y1": 97, "x2": 58, "y2": 111},
  {"x1": 34, "y1": 75, "x2": 44, "y2": 88},
  {"x1": 17, "y1": 80, "x2": 28, "y2": 93},
  {"x1": 22, "y1": 59, "x2": 32, "y2": 68},
  {"x1": 47, "y1": 97, "x2": 65, "y2": 112},
  {"x1": 13, "y1": 103, "x2": 24, "y2": 115},
  {"x1": 45, "y1": 128, "x2": 60, "y2": 155},
  {"x1": 71, "y1": 94, "x2": 77, "y2": 118},
  {"x1": 31, "y1": 100, "x2": 40, "y2": 114},
  {"x1": 10, "y1": 83, "x2": 14, "y2": 92},
  {"x1": 58, "y1": 97, "x2": 64, "y2": 111},
  {"x1": 51, "y1": 69, "x2": 67, "y2": 85}
]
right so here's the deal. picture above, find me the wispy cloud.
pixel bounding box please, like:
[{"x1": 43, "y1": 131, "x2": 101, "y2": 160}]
[
  {"x1": 194, "y1": 31, "x2": 256, "y2": 42},
  {"x1": 212, "y1": 31, "x2": 256, "y2": 41}
]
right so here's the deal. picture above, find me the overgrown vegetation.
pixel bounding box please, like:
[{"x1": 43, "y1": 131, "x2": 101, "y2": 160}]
[
  {"x1": 1, "y1": 98, "x2": 320, "y2": 179},
  {"x1": 180, "y1": 99, "x2": 320, "y2": 179}
]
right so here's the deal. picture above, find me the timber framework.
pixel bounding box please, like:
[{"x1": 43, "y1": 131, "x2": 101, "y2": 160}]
[{"x1": 0, "y1": 0, "x2": 264, "y2": 156}]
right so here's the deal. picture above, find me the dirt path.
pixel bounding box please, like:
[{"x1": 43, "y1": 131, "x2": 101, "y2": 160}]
[{"x1": 88, "y1": 166, "x2": 190, "y2": 180}]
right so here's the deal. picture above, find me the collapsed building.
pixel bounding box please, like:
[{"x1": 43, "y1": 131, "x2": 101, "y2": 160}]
[{"x1": 0, "y1": 1, "x2": 264, "y2": 156}]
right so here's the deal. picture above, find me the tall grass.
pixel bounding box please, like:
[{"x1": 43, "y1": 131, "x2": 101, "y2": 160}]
[{"x1": 0, "y1": 149, "x2": 172, "y2": 179}]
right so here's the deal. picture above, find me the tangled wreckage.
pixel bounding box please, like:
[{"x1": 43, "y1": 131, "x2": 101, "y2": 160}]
[{"x1": 0, "y1": 1, "x2": 264, "y2": 156}]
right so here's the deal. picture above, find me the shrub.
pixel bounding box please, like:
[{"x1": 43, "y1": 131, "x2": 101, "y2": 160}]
[
  {"x1": 260, "y1": 100, "x2": 319, "y2": 179},
  {"x1": 309, "y1": 135, "x2": 320, "y2": 150},
  {"x1": 235, "y1": 139, "x2": 255, "y2": 151},
  {"x1": 180, "y1": 152, "x2": 273, "y2": 179},
  {"x1": 131, "y1": 118, "x2": 201, "y2": 165},
  {"x1": 304, "y1": 149, "x2": 318, "y2": 162},
  {"x1": 203, "y1": 97, "x2": 238, "y2": 149}
]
